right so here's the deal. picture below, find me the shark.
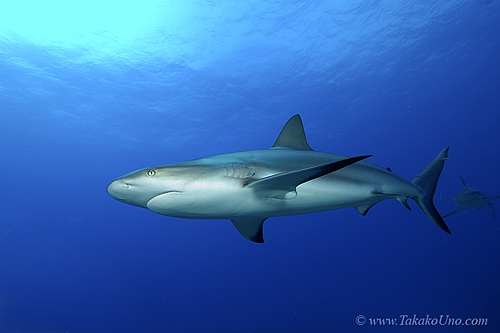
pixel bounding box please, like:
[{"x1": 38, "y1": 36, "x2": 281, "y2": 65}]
[
  {"x1": 443, "y1": 176, "x2": 500, "y2": 218},
  {"x1": 107, "y1": 114, "x2": 451, "y2": 243}
]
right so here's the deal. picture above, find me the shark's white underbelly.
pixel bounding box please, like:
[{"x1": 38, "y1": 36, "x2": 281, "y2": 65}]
[{"x1": 146, "y1": 175, "x2": 415, "y2": 219}]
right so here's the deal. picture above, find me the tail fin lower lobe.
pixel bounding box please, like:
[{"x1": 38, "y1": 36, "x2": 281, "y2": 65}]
[{"x1": 412, "y1": 147, "x2": 451, "y2": 234}]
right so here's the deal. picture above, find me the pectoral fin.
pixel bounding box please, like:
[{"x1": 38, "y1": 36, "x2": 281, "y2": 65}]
[
  {"x1": 487, "y1": 203, "x2": 497, "y2": 218},
  {"x1": 245, "y1": 155, "x2": 371, "y2": 199},
  {"x1": 443, "y1": 207, "x2": 463, "y2": 218},
  {"x1": 231, "y1": 218, "x2": 267, "y2": 243},
  {"x1": 355, "y1": 203, "x2": 377, "y2": 216}
]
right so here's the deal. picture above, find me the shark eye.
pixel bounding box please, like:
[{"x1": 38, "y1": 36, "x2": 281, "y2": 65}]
[{"x1": 146, "y1": 169, "x2": 156, "y2": 177}]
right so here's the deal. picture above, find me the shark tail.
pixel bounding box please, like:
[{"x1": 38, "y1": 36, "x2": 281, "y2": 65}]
[{"x1": 411, "y1": 147, "x2": 451, "y2": 234}]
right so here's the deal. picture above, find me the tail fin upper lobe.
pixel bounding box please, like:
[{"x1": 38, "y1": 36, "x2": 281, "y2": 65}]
[{"x1": 412, "y1": 147, "x2": 451, "y2": 234}]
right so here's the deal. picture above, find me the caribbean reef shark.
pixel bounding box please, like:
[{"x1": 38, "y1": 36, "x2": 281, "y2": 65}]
[
  {"x1": 107, "y1": 114, "x2": 451, "y2": 243},
  {"x1": 443, "y1": 176, "x2": 500, "y2": 218}
]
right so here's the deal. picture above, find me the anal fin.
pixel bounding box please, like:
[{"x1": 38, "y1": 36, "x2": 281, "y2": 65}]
[{"x1": 397, "y1": 197, "x2": 412, "y2": 211}]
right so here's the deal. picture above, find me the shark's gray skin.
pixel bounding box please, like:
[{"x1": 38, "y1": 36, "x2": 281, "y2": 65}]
[
  {"x1": 107, "y1": 114, "x2": 451, "y2": 243},
  {"x1": 443, "y1": 176, "x2": 500, "y2": 218}
]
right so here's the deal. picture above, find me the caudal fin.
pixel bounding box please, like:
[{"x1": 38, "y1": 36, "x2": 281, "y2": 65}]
[{"x1": 412, "y1": 147, "x2": 451, "y2": 234}]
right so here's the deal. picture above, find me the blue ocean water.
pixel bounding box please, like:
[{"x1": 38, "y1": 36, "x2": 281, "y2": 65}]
[{"x1": 1, "y1": 0, "x2": 499, "y2": 332}]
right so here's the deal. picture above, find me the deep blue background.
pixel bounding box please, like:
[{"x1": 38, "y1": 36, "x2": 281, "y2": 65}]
[{"x1": 1, "y1": 1, "x2": 499, "y2": 332}]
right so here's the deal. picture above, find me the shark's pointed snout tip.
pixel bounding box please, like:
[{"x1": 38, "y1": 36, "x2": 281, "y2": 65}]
[{"x1": 106, "y1": 179, "x2": 128, "y2": 200}]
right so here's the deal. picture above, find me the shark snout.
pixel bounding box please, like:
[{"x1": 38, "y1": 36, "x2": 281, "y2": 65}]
[
  {"x1": 106, "y1": 177, "x2": 167, "y2": 208},
  {"x1": 106, "y1": 179, "x2": 131, "y2": 201}
]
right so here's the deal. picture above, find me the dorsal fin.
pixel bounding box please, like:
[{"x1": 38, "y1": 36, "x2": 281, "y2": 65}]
[
  {"x1": 272, "y1": 114, "x2": 313, "y2": 151},
  {"x1": 459, "y1": 176, "x2": 468, "y2": 187}
]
